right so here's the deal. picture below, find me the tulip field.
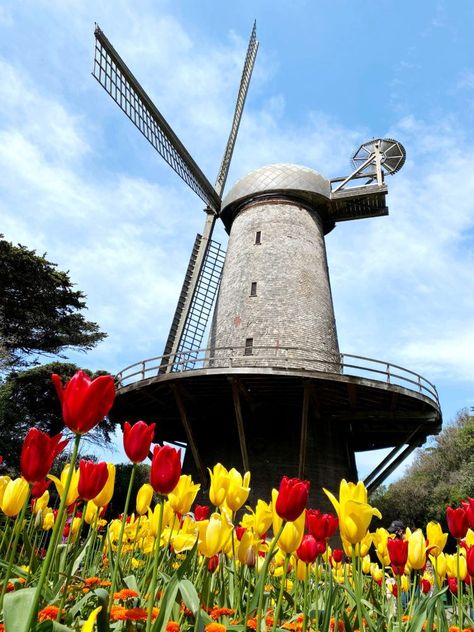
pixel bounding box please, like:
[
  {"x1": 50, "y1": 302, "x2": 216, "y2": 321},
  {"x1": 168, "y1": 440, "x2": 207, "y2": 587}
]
[{"x1": 1, "y1": 372, "x2": 474, "y2": 631}]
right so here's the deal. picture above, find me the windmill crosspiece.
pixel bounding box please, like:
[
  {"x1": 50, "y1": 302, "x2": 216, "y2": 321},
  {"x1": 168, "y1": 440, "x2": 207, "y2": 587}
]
[{"x1": 93, "y1": 24, "x2": 441, "y2": 502}]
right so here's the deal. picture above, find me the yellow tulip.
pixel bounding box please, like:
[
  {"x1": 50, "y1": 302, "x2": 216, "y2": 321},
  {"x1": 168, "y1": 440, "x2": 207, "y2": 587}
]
[
  {"x1": 426, "y1": 521, "x2": 448, "y2": 557},
  {"x1": 237, "y1": 529, "x2": 259, "y2": 567},
  {"x1": 93, "y1": 463, "x2": 115, "y2": 507},
  {"x1": 84, "y1": 500, "x2": 100, "y2": 525},
  {"x1": 171, "y1": 532, "x2": 198, "y2": 553},
  {"x1": 407, "y1": 528, "x2": 427, "y2": 570},
  {"x1": 464, "y1": 528, "x2": 474, "y2": 547},
  {"x1": 446, "y1": 553, "x2": 467, "y2": 580},
  {"x1": 400, "y1": 574, "x2": 409, "y2": 592},
  {"x1": 241, "y1": 499, "x2": 273, "y2": 537},
  {"x1": 0, "y1": 476, "x2": 11, "y2": 506},
  {"x1": 197, "y1": 513, "x2": 232, "y2": 557},
  {"x1": 33, "y1": 491, "x2": 50, "y2": 515},
  {"x1": 342, "y1": 531, "x2": 373, "y2": 558},
  {"x1": 48, "y1": 464, "x2": 80, "y2": 507},
  {"x1": 430, "y1": 552, "x2": 447, "y2": 583},
  {"x1": 42, "y1": 507, "x2": 55, "y2": 530},
  {"x1": 168, "y1": 475, "x2": 200, "y2": 515},
  {"x1": 277, "y1": 510, "x2": 305, "y2": 554},
  {"x1": 361, "y1": 554, "x2": 371, "y2": 574},
  {"x1": 370, "y1": 562, "x2": 384, "y2": 584},
  {"x1": 373, "y1": 528, "x2": 390, "y2": 566},
  {"x1": 296, "y1": 558, "x2": 308, "y2": 581},
  {"x1": 136, "y1": 483, "x2": 154, "y2": 515},
  {"x1": 70, "y1": 516, "x2": 82, "y2": 541},
  {"x1": 81, "y1": 606, "x2": 102, "y2": 632},
  {"x1": 208, "y1": 463, "x2": 230, "y2": 507},
  {"x1": 1, "y1": 477, "x2": 29, "y2": 517},
  {"x1": 225, "y1": 469, "x2": 251, "y2": 513},
  {"x1": 324, "y1": 480, "x2": 381, "y2": 545},
  {"x1": 148, "y1": 501, "x2": 174, "y2": 538}
]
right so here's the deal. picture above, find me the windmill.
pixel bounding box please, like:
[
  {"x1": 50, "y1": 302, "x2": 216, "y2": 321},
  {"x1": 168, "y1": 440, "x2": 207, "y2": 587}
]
[{"x1": 93, "y1": 25, "x2": 441, "y2": 503}]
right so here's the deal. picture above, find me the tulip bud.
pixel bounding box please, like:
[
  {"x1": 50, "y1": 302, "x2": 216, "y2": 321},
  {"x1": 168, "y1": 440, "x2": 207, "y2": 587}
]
[
  {"x1": 123, "y1": 420, "x2": 156, "y2": 463},
  {"x1": 275, "y1": 476, "x2": 310, "y2": 522},
  {"x1": 93, "y1": 463, "x2": 115, "y2": 507},
  {"x1": 136, "y1": 483, "x2": 154, "y2": 515},
  {"x1": 446, "y1": 505, "x2": 469, "y2": 540},
  {"x1": 150, "y1": 445, "x2": 181, "y2": 495},
  {"x1": 1, "y1": 477, "x2": 29, "y2": 517}
]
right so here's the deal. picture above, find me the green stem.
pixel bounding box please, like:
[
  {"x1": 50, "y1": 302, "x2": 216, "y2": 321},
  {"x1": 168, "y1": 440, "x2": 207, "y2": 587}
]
[
  {"x1": 395, "y1": 574, "x2": 403, "y2": 631},
  {"x1": 256, "y1": 521, "x2": 285, "y2": 632},
  {"x1": 109, "y1": 463, "x2": 137, "y2": 607},
  {"x1": 146, "y1": 496, "x2": 165, "y2": 632},
  {"x1": 302, "y1": 563, "x2": 310, "y2": 632},
  {"x1": 456, "y1": 542, "x2": 463, "y2": 629},
  {"x1": 57, "y1": 508, "x2": 85, "y2": 614},
  {"x1": 0, "y1": 493, "x2": 30, "y2": 610},
  {"x1": 24, "y1": 432, "x2": 81, "y2": 632}
]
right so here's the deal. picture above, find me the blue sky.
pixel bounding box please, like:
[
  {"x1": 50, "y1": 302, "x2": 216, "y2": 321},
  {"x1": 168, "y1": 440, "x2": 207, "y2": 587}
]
[{"x1": 1, "y1": 1, "x2": 473, "y2": 482}]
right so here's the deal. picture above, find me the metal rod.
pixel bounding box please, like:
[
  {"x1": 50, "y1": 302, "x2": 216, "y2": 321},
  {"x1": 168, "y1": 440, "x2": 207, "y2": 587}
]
[{"x1": 364, "y1": 425, "x2": 423, "y2": 487}]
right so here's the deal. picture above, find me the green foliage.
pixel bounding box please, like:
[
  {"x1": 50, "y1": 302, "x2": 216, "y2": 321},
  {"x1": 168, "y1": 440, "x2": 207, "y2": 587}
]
[
  {"x1": 0, "y1": 237, "x2": 105, "y2": 370},
  {"x1": 109, "y1": 463, "x2": 152, "y2": 518},
  {"x1": 0, "y1": 362, "x2": 116, "y2": 471},
  {"x1": 370, "y1": 409, "x2": 474, "y2": 530}
]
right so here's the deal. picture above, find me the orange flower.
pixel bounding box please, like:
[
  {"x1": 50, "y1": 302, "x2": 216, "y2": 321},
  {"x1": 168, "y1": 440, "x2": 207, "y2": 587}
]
[
  {"x1": 84, "y1": 577, "x2": 101, "y2": 587},
  {"x1": 166, "y1": 622, "x2": 180, "y2": 632},
  {"x1": 124, "y1": 607, "x2": 159, "y2": 621},
  {"x1": 329, "y1": 619, "x2": 344, "y2": 632},
  {"x1": 110, "y1": 605, "x2": 128, "y2": 621},
  {"x1": 246, "y1": 619, "x2": 257, "y2": 630},
  {"x1": 205, "y1": 624, "x2": 227, "y2": 632},
  {"x1": 38, "y1": 606, "x2": 60, "y2": 622},
  {"x1": 114, "y1": 589, "x2": 139, "y2": 600},
  {"x1": 210, "y1": 607, "x2": 236, "y2": 620}
]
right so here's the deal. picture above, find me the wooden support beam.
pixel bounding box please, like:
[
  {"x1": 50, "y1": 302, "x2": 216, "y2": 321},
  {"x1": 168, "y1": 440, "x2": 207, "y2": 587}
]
[
  {"x1": 170, "y1": 384, "x2": 207, "y2": 486},
  {"x1": 298, "y1": 382, "x2": 312, "y2": 478},
  {"x1": 347, "y1": 382, "x2": 357, "y2": 410},
  {"x1": 231, "y1": 379, "x2": 250, "y2": 472},
  {"x1": 364, "y1": 424, "x2": 423, "y2": 490}
]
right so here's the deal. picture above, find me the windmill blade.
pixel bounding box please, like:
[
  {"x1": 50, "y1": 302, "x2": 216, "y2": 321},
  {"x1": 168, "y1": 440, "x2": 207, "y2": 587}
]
[
  {"x1": 92, "y1": 25, "x2": 221, "y2": 212},
  {"x1": 214, "y1": 21, "x2": 259, "y2": 198},
  {"x1": 161, "y1": 22, "x2": 259, "y2": 370}
]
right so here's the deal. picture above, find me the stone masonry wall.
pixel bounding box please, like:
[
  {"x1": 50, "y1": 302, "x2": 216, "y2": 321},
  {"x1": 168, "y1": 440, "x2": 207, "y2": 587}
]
[{"x1": 209, "y1": 198, "x2": 340, "y2": 370}]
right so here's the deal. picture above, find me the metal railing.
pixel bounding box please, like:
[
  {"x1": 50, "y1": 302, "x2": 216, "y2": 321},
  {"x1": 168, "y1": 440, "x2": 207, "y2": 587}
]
[{"x1": 115, "y1": 346, "x2": 440, "y2": 408}]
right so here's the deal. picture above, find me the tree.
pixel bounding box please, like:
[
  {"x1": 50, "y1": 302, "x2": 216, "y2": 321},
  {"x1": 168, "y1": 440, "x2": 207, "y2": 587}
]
[
  {"x1": 0, "y1": 237, "x2": 106, "y2": 369},
  {"x1": 0, "y1": 362, "x2": 116, "y2": 471},
  {"x1": 370, "y1": 409, "x2": 474, "y2": 531}
]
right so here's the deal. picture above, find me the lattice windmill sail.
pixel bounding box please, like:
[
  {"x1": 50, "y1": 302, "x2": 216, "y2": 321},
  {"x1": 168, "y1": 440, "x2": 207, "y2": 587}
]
[
  {"x1": 93, "y1": 25, "x2": 441, "y2": 503},
  {"x1": 93, "y1": 23, "x2": 258, "y2": 371}
]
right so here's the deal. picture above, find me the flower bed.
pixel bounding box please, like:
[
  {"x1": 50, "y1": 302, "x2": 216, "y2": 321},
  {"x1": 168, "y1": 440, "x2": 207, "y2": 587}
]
[{"x1": 0, "y1": 371, "x2": 473, "y2": 631}]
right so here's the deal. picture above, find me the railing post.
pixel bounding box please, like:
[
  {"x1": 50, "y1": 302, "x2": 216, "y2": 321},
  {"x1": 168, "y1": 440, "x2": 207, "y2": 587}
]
[
  {"x1": 386, "y1": 363, "x2": 390, "y2": 384},
  {"x1": 418, "y1": 374, "x2": 422, "y2": 393},
  {"x1": 141, "y1": 362, "x2": 145, "y2": 380}
]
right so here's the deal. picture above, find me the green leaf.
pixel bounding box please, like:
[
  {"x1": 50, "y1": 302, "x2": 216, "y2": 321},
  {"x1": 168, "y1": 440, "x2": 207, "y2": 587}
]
[
  {"x1": 151, "y1": 575, "x2": 179, "y2": 632},
  {"x1": 3, "y1": 587, "x2": 36, "y2": 632},
  {"x1": 36, "y1": 621, "x2": 73, "y2": 631},
  {"x1": 124, "y1": 574, "x2": 140, "y2": 594},
  {"x1": 178, "y1": 579, "x2": 200, "y2": 615}
]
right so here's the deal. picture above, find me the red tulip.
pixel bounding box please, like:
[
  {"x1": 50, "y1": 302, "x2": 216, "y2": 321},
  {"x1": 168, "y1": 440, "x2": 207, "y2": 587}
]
[
  {"x1": 420, "y1": 578, "x2": 431, "y2": 594},
  {"x1": 208, "y1": 554, "x2": 219, "y2": 573},
  {"x1": 20, "y1": 428, "x2": 68, "y2": 484},
  {"x1": 296, "y1": 534, "x2": 319, "y2": 564},
  {"x1": 31, "y1": 479, "x2": 51, "y2": 499},
  {"x1": 194, "y1": 505, "x2": 210, "y2": 521},
  {"x1": 78, "y1": 460, "x2": 109, "y2": 501},
  {"x1": 123, "y1": 420, "x2": 156, "y2": 463},
  {"x1": 332, "y1": 548, "x2": 344, "y2": 563},
  {"x1": 52, "y1": 370, "x2": 115, "y2": 435},
  {"x1": 275, "y1": 476, "x2": 310, "y2": 522},
  {"x1": 446, "y1": 505, "x2": 469, "y2": 540},
  {"x1": 235, "y1": 526, "x2": 246, "y2": 541},
  {"x1": 462, "y1": 497, "x2": 474, "y2": 530},
  {"x1": 387, "y1": 537, "x2": 408, "y2": 576},
  {"x1": 150, "y1": 444, "x2": 182, "y2": 495},
  {"x1": 306, "y1": 509, "x2": 338, "y2": 540},
  {"x1": 448, "y1": 577, "x2": 458, "y2": 594},
  {"x1": 466, "y1": 545, "x2": 474, "y2": 577}
]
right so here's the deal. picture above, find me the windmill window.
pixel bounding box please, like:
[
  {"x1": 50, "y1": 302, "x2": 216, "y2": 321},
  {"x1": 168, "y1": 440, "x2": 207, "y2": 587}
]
[
  {"x1": 250, "y1": 282, "x2": 257, "y2": 296},
  {"x1": 244, "y1": 338, "x2": 253, "y2": 356},
  {"x1": 255, "y1": 231, "x2": 262, "y2": 244}
]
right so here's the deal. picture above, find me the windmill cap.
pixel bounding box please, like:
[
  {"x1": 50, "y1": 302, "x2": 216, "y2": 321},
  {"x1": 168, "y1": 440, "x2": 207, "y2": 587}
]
[
  {"x1": 388, "y1": 520, "x2": 405, "y2": 533},
  {"x1": 220, "y1": 163, "x2": 331, "y2": 232}
]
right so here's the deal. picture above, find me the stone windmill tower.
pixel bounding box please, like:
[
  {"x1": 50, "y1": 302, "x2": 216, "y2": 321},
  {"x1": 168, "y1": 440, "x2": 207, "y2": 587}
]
[{"x1": 93, "y1": 26, "x2": 441, "y2": 503}]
